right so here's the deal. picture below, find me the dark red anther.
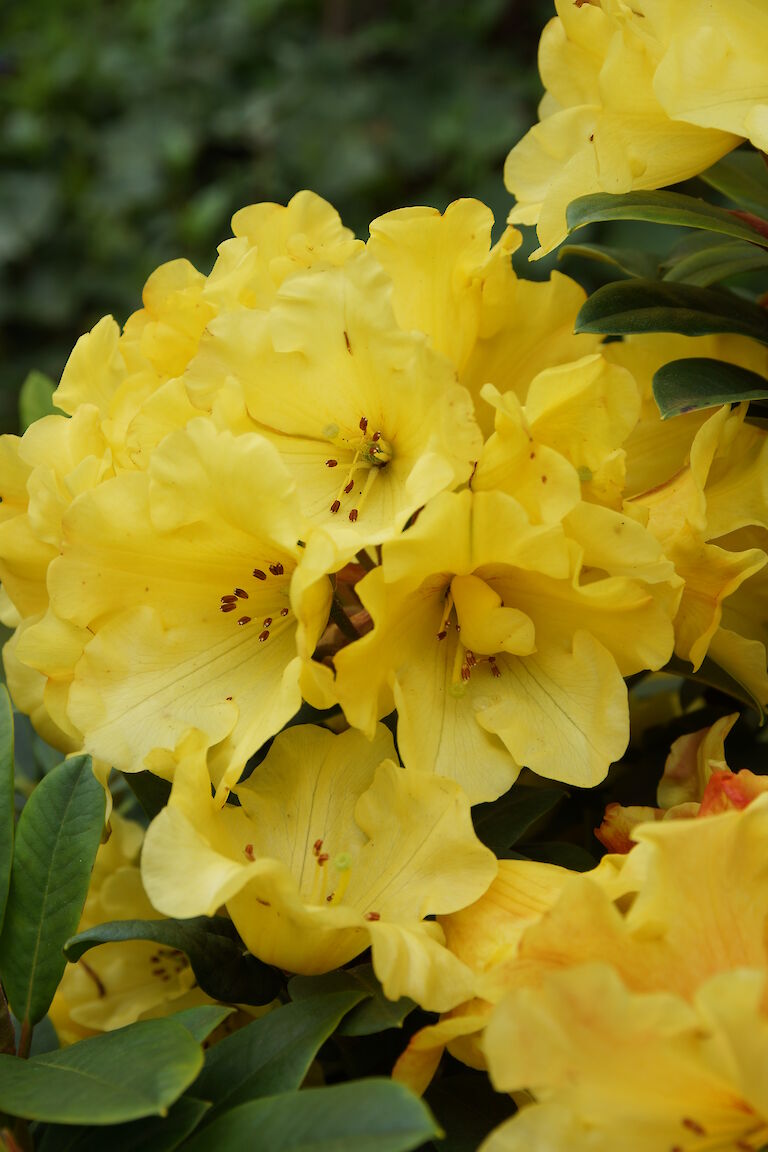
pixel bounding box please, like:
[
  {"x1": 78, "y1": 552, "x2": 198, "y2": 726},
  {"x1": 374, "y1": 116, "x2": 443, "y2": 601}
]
[
  {"x1": 253, "y1": 568, "x2": 266, "y2": 580},
  {"x1": 313, "y1": 839, "x2": 324, "y2": 855},
  {"x1": 371, "y1": 430, "x2": 381, "y2": 442},
  {"x1": 437, "y1": 630, "x2": 447, "y2": 641},
  {"x1": 234, "y1": 588, "x2": 248, "y2": 599},
  {"x1": 461, "y1": 664, "x2": 471, "y2": 682},
  {"x1": 344, "y1": 479, "x2": 355, "y2": 494},
  {"x1": 364, "y1": 911, "x2": 380, "y2": 921},
  {"x1": 466, "y1": 650, "x2": 477, "y2": 668},
  {"x1": 237, "y1": 616, "x2": 251, "y2": 626},
  {"x1": 269, "y1": 562, "x2": 284, "y2": 576},
  {"x1": 489, "y1": 657, "x2": 501, "y2": 679},
  {"x1": 344, "y1": 330, "x2": 352, "y2": 353},
  {"x1": 221, "y1": 594, "x2": 238, "y2": 603},
  {"x1": 280, "y1": 607, "x2": 290, "y2": 616},
  {"x1": 258, "y1": 629, "x2": 270, "y2": 642},
  {"x1": 221, "y1": 603, "x2": 237, "y2": 613},
  {"x1": 244, "y1": 844, "x2": 255, "y2": 861},
  {"x1": 330, "y1": 500, "x2": 341, "y2": 514},
  {"x1": 317, "y1": 853, "x2": 329, "y2": 865},
  {"x1": 326, "y1": 459, "x2": 338, "y2": 468},
  {"x1": 349, "y1": 509, "x2": 358, "y2": 522},
  {"x1": 326, "y1": 893, "x2": 335, "y2": 902},
  {"x1": 682, "y1": 1120, "x2": 706, "y2": 1137},
  {"x1": 359, "y1": 416, "x2": 368, "y2": 432},
  {"x1": 263, "y1": 617, "x2": 272, "y2": 628}
]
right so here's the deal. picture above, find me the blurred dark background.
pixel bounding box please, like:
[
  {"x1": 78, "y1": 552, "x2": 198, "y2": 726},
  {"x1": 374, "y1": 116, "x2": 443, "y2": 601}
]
[{"x1": 0, "y1": 0, "x2": 553, "y2": 433}]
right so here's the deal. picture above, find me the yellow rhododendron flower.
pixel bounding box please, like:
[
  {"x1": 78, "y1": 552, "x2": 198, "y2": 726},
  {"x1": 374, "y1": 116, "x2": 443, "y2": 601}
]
[
  {"x1": 141, "y1": 724, "x2": 497, "y2": 1012},
  {"x1": 186, "y1": 249, "x2": 482, "y2": 556},
  {"x1": 334, "y1": 488, "x2": 678, "y2": 801},
  {"x1": 20, "y1": 419, "x2": 331, "y2": 791},
  {"x1": 481, "y1": 964, "x2": 768, "y2": 1152},
  {"x1": 50, "y1": 812, "x2": 214, "y2": 1043},
  {"x1": 629, "y1": 404, "x2": 768, "y2": 706},
  {"x1": 505, "y1": 0, "x2": 749, "y2": 257},
  {"x1": 367, "y1": 198, "x2": 602, "y2": 437}
]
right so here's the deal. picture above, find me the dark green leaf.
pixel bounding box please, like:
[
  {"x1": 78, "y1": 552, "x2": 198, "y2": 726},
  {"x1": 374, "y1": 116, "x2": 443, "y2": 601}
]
[
  {"x1": 652, "y1": 358, "x2": 768, "y2": 419},
  {"x1": 663, "y1": 238, "x2": 768, "y2": 287},
  {"x1": 558, "y1": 242, "x2": 659, "y2": 280},
  {"x1": 182, "y1": 1079, "x2": 440, "y2": 1152},
  {"x1": 169, "y1": 1005, "x2": 233, "y2": 1044},
  {"x1": 426, "y1": 1072, "x2": 515, "y2": 1152},
  {"x1": 519, "y1": 842, "x2": 597, "y2": 871},
  {"x1": 566, "y1": 190, "x2": 768, "y2": 248},
  {"x1": 0, "y1": 755, "x2": 105, "y2": 1025},
  {"x1": 64, "y1": 916, "x2": 280, "y2": 1006},
  {"x1": 575, "y1": 279, "x2": 768, "y2": 345},
  {"x1": 0, "y1": 686, "x2": 14, "y2": 935},
  {"x1": 699, "y1": 151, "x2": 768, "y2": 217},
  {"x1": 35, "y1": 1097, "x2": 209, "y2": 1152},
  {"x1": 663, "y1": 654, "x2": 766, "y2": 720},
  {"x1": 0, "y1": 1018, "x2": 202, "y2": 1123},
  {"x1": 193, "y1": 991, "x2": 365, "y2": 1120},
  {"x1": 18, "y1": 370, "x2": 61, "y2": 430},
  {"x1": 472, "y1": 785, "x2": 566, "y2": 853},
  {"x1": 288, "y1": 965, "x2": 415, "y2": 1036},
  {"x1": 121, "y1": 770, "x2": 172, "y2": 820},
  {"x1": 0, "y1": 986, "x2": 13, "y2": 1056}
]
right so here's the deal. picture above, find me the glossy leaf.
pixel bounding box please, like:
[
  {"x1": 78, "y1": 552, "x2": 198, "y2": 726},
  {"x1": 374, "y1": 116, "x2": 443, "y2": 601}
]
[
  {"x1": 35, "y1": 1097, "x2": 209, "y2": 1152},
  {"x1": 0, "y1": 1018, "x2": 202, "y2": 1124},
  {"x1": 558, "y1": 241, "x2": 659, "y2": 280},
  {"x1": 193, "y1": 991, "x2": 365, "y2": 1121},
  {"x1": 0, "y1": 687, "x2": 13, "y2": 935},
  {"x1": 652, "y1": 358, "x2": 768, "y2": 419},
  {"x1": 121, "y1": 770, "x2": 172, "y2": 820},
  {"x1": 18, "y1": 370, "x2": 61, "y2": 430},
  {"x1": 65, "y1": 916, "x2": 280, "y2": 1006},
  {"x1": 0, "y1": 755, "x2": 104, "y2": 1025},
  {"x1": 566, "y1": 190, "x2": 768, "y2": 248},
  {"x1": 182, "y1": 1079, "x2": 441, "y2": 1152},
  {"x1": 575, "y1": 279, "x2": 768, "y2": 345},
  {"x1": 289, "y1": 965, "x2": 416, "y2": 1036},
  {"x1": 663, "y1": 238, "x2": 768, "y2": 286},
  {"x1": 167, "y1": 1005, "x2": 233, "y2": 1044},
  {"x1": 472, "y1": 785, "x2": 566, "y2": 855},
  {"x1": 699, "y1": 151, "x2": 768, "y2": 217}
]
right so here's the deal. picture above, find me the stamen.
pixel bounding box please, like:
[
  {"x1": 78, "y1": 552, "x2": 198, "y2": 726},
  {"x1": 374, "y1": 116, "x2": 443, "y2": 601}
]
[
  {"x1": 263, "y1": 617, "x2": 272, "y2": 627},
  {"x1": 313, "y1": 839, "x2": 324, "y2": 855},
  {"x1": 253, "y1": 568, "x2": 266, "y2": 580},
  {"x1": 437, "y1": 589, "x2": 455, "y2": 640},
  {"x1": 234, "y1": 588, "x2": 248, "y2": 599},
  {"x1": 237, "y1": 616, "x2": 251, "y2": 626},
  {"x1": 325, "y1": 459, "x2": 338, "y2": 468},
  {"x1": 221, "y1": 603, "x2": 237, "y2": 613},
  {"x1": 344, "y1": 479, "x2": 355, "y2": 494},
  {"x1": 359, "y1": 416, "x2": 368, "y2": 432},
  {"x1": 365, "y1": 911, "x2": 380, "y2": 921},
  {"x1": 221, "y1": 594, "x2": 238, "y2": 603},
  {"x1": 465, "y1": 650, "x2": 477, "y2": 668},
  {"x1": 489, "y1": 656, "x2": 502, "y2": 679},
  {"x1": 317, "y1": 853, "x2": 329, "y2": 865},
  {"x1": 244, "y1": 844, "x2": 255, "y2": 861},
  {"x1": 330, "y1": 500, "x2": 341, "y2": 514},
  {"x1": 349, "y1": 509, "x2": 358, "y2": 522},
  {"x1": 269, "y1": 562, "x2": 284, "y2": 576},
  {"x1": 280, "y1": 607, "x2": 290, "y2": 617},
  {"x1": 682, "y1": 1120, "x2": 706, "y2": 1136},
  {"x1": 258, "y1": 629, "x2": 270, "y2": 642},
  {"x1": 371, "y1": 430, "x2": 381, "y2": 442}
]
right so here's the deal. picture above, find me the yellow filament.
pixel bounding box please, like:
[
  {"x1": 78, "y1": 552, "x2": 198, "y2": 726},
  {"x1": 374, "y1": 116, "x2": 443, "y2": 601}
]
[
  {"x1": 333, "y1": 444, "x2": 364, "y2": 506},
  {"x1": 449, "y1": 636, "x2": 468, "y2": 697},
  {"x1": 352, "y1": 467, "x2": 380, "y2": 517},
  {"x1": 309, "y1": 857, "x2": 328, "y2": 905},
  {"x1": 437, "y1": 588, "x2": 455, "y2": 637},
  {"x1": 327, "y1": 853, "x2": 353, "y2": 906}
]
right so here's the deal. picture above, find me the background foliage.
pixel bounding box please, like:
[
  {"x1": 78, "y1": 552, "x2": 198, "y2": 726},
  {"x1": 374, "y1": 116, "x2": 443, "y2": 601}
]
[{"x1": 0, "y1": 0, "x2": 552, "y2": 433}]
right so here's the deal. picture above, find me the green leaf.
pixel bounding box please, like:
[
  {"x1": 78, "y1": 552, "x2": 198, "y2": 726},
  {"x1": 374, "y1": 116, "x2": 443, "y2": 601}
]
[
  {"x1": 182, "y1": 1079, "x2": 440, "y2": 1152},
  {"x1": 0, "y1": 687, "x2": 14, "y2": 936},
  {"x1": 65, "y1": 917, "x2": 280, "y2": 1006},
  {"x1": 18, "y1": 370, "x2": 61, "y2": 430},
  {"x1": 121, "y1": 770, "x2": 172, "y2": 820},
  {"x1": 652, "y1": 358, "x2": 768, "y2": 419},
  {"x1": 699, "y1": 151, "x2": 768, "y2": 217},
  {"x1": 0, "y1": 1018, "x2": 202, "y2": 1124},
  {"x1": 472, "y1": 785, "x2": 566, "y2": 854},
  {"x1": 575, "y1": 279, "x2": 768, "y2": 345},
  {"x1": 288, "y1": 965, "x2": 415, "y2": 1036},
  {"x1": 0, "y1": 755, "x2": 105, "y2": 1025},
  {"x1": 663, "y1": 238, "x2": 768, "y2": 287},
  {"x1": 169, "y1": 1005, "x2": 233, "y2": 1044},
  {"x1": 663, "y1": 654, "x2": 766, "y2": 721},
  {"x1": 193, "y1": 991, "x2": 365, "y2": 1121},
  {"x1": 566, "y1": 189, "x2": 768, "y2": 248},
  {"x1": 35, "y1": 1097, "x2": 209, "y2": 1152},
  {"x1": 426, "y1": 1072, "x2": 515, "y2": 1152},
  {"x1": 558, "y1": 241, "x2": 659, "y2": 280}
]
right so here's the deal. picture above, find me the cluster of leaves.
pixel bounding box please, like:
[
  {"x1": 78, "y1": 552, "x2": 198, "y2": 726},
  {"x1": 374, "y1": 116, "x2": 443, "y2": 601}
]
[
  {"x1": 0, "y1": 0, "x2": 550, "y2": 433},
  {"x1": 558, "y1": 151, "x2": 768, "y2": 420}
]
